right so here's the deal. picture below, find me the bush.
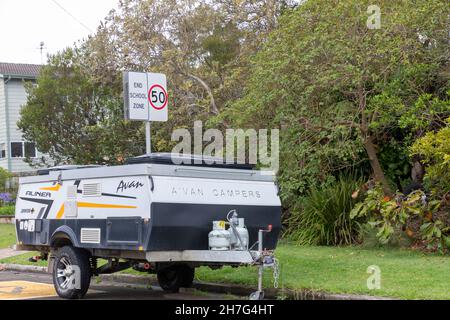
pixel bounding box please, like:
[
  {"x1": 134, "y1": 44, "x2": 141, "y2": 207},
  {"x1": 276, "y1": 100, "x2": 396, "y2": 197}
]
[
  {"x1": 0, "y1": 206, "x2": 15, "y2": 216},
  {"x1": 410, "y1": 117, "x2": 450, "y2": 197},
  {"x1": 284, "y1": 176, "x2": 363, "y2": 246},
  {"x1": 359, "y1": 222, "x2": 413, "y2": 249},
  {"x1": 351, "y1": 185, "x2": 449, "y2": 253},
  {"x1": 0, "y1": 168, "x2": 11, "y2": 192}
]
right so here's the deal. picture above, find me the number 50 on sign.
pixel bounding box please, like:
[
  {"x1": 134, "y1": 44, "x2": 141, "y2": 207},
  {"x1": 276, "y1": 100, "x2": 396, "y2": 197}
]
[{"x1": 123, "y1": 71, "x2": 168, "y2": 122}]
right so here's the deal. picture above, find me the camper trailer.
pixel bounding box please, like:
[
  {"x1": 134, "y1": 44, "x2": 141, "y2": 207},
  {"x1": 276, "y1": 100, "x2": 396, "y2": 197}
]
[{"x1": 14, "y1": 153, "x2": 281, "y2": 299}]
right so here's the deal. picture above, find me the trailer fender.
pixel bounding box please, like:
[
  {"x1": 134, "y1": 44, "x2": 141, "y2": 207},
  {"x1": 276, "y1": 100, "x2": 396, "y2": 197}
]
[{"x1": 50, "y1": 226, "x2": 79, "y2": 248}]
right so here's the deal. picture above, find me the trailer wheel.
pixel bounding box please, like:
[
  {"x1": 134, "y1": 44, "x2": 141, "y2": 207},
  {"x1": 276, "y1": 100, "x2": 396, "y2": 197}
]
[
  {"x1": 52, "y1": 246, "x2": 91, "y2": 299},
  {"x1": 180, "y1": 265, "x2": 195, "y2": 288},
  {"x1": 157, "y1": 265, "x2": 186, "y2": 293}
]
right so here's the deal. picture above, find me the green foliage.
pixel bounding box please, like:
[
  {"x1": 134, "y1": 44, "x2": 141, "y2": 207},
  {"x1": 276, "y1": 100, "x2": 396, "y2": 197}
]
[
  {"x1": 0, "y1": 206, "x2": 15, "y2": 216},
  {"x1": 351, "y1": 185, "x2": 448, "y2": 252},
  {"x1": 16, "y1": 0, "x2": 450, "y2": 250},
  {"x1": 284, "y1": 176, "x2": 363, "y2": 246},
  {"x1": 378, "y1": 140, "x2": 411, "y2": 190},
  {"x1": 19, "y1": 48, "x2": 145, "y2": 165},
  {"x1": 19, "y1": 1, "x2": 287, "y2": 165},
  {"x1": 225, "y1": 0, "x2": 449, "y2": 205},
  {"x1": 410, "y1": 118, "x2": 450, "y2": 197},
  {"x1": 0, "y1": 168, "x2": 11, "y2": 192},
  {"x1": 202, "y1": 22, "x2": 241, "y2": 70}
]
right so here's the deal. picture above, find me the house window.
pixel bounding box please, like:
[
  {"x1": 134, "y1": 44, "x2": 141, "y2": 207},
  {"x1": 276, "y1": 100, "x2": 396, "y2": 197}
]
[
  {"x1": 10, "y1": 142, "x2": 23, "y2": 158},
  {"x1": 24, "y1": 142, "x2": 36, "y2": 158},
  {"x1": 0, "y1": 144, "x2": 5, "y2": 159},
  {"x1": 10, "y1": 142, "x2": 37, "y2": 158}
]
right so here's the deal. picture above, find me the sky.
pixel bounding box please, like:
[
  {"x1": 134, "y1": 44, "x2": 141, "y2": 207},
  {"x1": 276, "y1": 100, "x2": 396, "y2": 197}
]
[{"x1": 0, "y1": 0, "x2": 119, "y2": 65}]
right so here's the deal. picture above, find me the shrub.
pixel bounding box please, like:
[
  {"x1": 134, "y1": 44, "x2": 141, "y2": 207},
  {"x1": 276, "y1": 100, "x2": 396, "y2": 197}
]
[
  {"x1": 0, "y1": 168, "x2": 11, "y2": 192},
  {"x1": 284, "y1": 176, "x2": 363, "y2": 246},
  {"x1": 410, "y1": 118, "x2": 450, "y2": 197},
  {"x1": 0, "y1": 206, "x2": 15, "y2": 216},
  {"x1": 351, "y1": 185, "x2": 449, "y2": 252}
]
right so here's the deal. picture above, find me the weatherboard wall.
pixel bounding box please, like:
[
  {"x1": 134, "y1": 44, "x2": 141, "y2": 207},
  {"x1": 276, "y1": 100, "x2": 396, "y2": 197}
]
[
  {"x1": 0, "y1": 77, "x2": 7, "y2": 171},
  {"x1": 0, "y1": 78, "x2": 44, "y2": 173}
]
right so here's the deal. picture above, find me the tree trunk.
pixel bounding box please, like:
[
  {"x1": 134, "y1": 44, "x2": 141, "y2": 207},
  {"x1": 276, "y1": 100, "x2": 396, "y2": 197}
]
[{"x1": 363, "y1": 135, "x2": 392, "y2": 195}]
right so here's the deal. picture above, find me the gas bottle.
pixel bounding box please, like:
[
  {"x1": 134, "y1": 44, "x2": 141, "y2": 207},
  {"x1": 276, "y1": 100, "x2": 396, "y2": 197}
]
[
  {"x1": 208, "y1": 221, "x2": 231, "y2": 250},
  {"x1": 229, "y1": 213, "x2": 249, "y2": 250}
]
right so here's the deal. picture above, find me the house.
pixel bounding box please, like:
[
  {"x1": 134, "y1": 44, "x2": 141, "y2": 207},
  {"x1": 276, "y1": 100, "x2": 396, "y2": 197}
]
[{"x1": 0, "y1": 62, "x2": 44, "y2": 174}]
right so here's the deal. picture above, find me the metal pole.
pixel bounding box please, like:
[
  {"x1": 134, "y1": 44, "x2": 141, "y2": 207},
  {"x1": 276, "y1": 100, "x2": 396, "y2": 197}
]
[
  {"x1": 258, "y1": 229, "x2": 263, "y2": 293},
  {"x1": 145, "y1": 121, "x2": 151, "y2": 155}
]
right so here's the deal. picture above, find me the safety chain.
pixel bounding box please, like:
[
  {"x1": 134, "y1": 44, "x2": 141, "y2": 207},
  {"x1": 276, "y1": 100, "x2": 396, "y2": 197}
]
[
  {"x1": 272, "y1": 257, "x2": 280, "y2": 289},
  {"x1": 261, "y1": 250, "x2": 280, "y2": 289}
]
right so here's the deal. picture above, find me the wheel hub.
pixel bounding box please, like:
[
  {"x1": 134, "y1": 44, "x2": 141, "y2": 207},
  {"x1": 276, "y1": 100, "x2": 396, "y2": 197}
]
[{"x1": 56, "y1": 257, "x2": 75, "y2": 289}]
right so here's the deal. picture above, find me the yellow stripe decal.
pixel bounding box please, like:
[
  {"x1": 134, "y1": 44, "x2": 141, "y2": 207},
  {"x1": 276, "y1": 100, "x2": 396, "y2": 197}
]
[
  {"x1": 77, "y1": 202, "x2": 137, "y2": 209},
  {"x1": 40, "y1": 184, "x2": 61, "y2": 191},
  {"x1": 56, "y1": 204, "x2": 65, "y2": 219},
  {"x1": 56, "y1": 202, "x2": 136, "y2": 219}
]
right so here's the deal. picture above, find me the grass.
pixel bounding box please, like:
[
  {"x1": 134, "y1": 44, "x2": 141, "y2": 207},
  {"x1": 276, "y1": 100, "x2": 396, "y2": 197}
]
[
  {"x1": 196, "y1": 243, "x2": 450, "y2": 300},
  {"x1": 1, "y1": 223, "x2": 449, "y2": 299},
  {"x1": 0, "y1": 223, "x2": 16, "y2": 249},
  {"x1": 284, "y1": 176, "x2": 363, "y2": 246}
]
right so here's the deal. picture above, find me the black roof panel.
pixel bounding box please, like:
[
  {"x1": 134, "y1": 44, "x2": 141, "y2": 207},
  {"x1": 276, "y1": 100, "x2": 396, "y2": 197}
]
[{"x1": 126, "y1": 153, "x2": 255, "y2": 170}]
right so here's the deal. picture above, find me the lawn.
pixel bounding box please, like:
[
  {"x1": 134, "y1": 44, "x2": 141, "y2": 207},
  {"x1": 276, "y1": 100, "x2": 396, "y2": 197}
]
[
  {"x1": 0, "y1": 223, "x2": 16, "y2": 249},
  {"x1": 1, "y1": 223, "x2": 449, "y2": 299}
]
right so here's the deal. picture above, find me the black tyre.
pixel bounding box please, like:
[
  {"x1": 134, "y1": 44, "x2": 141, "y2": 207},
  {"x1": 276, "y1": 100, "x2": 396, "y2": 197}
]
[
  {"x1": 180, "y1": 265, "x2": 195, "y2": 288},
  {"x1": 52, "y1": 246, "x2": 91, "y2": 299},
  {"x1": 157, "y1": 265, "x2": 188, "y2": 293}
]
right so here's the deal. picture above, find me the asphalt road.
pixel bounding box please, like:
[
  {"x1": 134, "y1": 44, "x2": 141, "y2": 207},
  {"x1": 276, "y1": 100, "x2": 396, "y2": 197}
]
[{"x1": 0, "y1": 270, "x2": 240, "y2": 300}]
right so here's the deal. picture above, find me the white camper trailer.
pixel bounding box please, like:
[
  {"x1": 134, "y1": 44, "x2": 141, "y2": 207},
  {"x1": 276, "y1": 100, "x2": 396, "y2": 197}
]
[{"x1": 15, "y1": 153, "x2": 281, "y2": 299}]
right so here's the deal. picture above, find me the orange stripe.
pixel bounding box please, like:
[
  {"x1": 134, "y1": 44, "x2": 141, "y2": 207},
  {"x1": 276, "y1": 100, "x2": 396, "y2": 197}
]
[
  {"x1": 76, "y1": 202, "x2": 137, "y2": 209},
  {"x1": 56, "y1": 204, "x2": 65, "y2": 219},
  {"x1": 40, "y1": 184, "x2": 61, "y2": 191},
  {"x1": 56, "y1": 202, "x2": 136, "y2": 219}
]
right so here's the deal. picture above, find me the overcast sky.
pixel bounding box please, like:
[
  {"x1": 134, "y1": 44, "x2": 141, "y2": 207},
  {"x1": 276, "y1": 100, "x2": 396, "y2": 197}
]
[{"x1": 0, "y1": 0, "x2": 119, "y2": 65}]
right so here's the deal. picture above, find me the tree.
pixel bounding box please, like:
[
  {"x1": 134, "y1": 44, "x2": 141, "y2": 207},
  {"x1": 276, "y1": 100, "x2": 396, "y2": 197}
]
[
  {"x1": 20, "y1": 0, "x2": 292, "y2": 164},
  {"x1": 85, "y1": 0, "x2": 293, "y2": 126},
  {"x1": 19, "y1": 48, "x2": 145, "y2": 165},
  {"x1": 225, "y1": 0, "x2": 449, "y2": 198}
]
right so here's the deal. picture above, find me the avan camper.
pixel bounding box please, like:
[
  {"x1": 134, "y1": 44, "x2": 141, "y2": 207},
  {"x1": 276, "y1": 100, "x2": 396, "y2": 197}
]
[{"x1": 15, "y1": 153, "x2": 281, "y2": 299}]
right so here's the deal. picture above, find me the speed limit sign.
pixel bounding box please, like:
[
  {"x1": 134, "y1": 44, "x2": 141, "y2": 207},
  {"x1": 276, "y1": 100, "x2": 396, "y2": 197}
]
[
  {"x1": 123, "y1": 71, "x2": 168, "y2": 154},
  {"x1": 147, "y1": 73, "x2": 168, "y2": 121},
  {"x1": 123, "y1": 71, "x2": 168, "y2": 122},
  {"x1": 148, "y1": 84, "x2": 168, "y2": 110}
]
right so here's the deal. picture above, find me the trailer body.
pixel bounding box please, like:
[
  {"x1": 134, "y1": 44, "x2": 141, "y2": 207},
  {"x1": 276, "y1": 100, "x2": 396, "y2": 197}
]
[
  {"x1": 14, "y1": 155, "x2": 281, "y2": 298},
  {"x1": 15, "y1": 160, "x2": 281, "y2": 258}
]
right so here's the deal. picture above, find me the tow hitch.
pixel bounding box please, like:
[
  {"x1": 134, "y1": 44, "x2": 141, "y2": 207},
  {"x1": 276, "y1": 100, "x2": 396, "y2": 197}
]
[{"x1": 249, "y1": 225, "x2": 279, "y2": 300}]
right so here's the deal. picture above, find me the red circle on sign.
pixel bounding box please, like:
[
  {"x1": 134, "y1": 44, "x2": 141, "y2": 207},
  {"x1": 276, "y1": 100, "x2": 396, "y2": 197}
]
[{"x1": 148, "y1": 84, "x2": 168, "y2": 110}]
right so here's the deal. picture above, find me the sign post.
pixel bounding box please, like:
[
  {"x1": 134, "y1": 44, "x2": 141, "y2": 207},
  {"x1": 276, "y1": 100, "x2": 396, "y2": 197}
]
[
  {"x1": 123, "y1": 71, "x2": 168, "y2": 155},
  {"x1": 145, "y1": 122, "x2": 151, "y2": 155}
]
